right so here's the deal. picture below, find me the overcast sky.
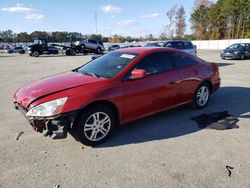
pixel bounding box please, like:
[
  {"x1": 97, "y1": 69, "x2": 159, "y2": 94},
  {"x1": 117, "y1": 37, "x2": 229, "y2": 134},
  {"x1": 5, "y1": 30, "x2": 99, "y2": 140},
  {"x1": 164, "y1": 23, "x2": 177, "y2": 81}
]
[{"x1": 0, "y1": 0, "x2": 195, "y2": 37}]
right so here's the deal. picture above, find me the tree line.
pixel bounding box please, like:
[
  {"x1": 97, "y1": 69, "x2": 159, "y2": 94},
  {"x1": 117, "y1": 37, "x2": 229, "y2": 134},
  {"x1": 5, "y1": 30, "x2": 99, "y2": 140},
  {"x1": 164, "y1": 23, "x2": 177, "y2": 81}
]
[
  {"x1": 0, "y1": 0, "x2": 249, "y2": 43},
  {"x1": 190, "y1": 0, "x2": 250, "y2": 40}
]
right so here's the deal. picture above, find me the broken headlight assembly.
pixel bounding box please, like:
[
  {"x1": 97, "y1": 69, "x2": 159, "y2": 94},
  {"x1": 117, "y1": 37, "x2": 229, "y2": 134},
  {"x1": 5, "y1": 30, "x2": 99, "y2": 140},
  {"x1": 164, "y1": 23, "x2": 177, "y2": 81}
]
[{"x1": 26, "y1": 97, "x2": 68, "y2": 117}]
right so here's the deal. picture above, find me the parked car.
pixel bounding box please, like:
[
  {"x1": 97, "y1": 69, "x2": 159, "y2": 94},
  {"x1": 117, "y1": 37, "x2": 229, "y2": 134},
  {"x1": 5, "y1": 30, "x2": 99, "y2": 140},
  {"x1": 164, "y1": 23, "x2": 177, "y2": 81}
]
[
  {"x1": 8, "y1": 47, "x2": 25, "y2": 54},
  {"x1": 73, "y1": 39, "x2": 105, "y2": 54},
  {"x1": 3, "y1": 45, "x2": 11, "y2": 50},
  {"x1": 121, "y1": 44, "x2": 135, "y2": 48},
  {"x1": 13, "y1": 47, "x2": 220, "y2": 146},
  {"x1": 163, "y1": 40, "x2": 196, "y2": 55},
  {"x1": 144, "y1": 42, "x2": 163, "y2": 47},
  {"x1": 220, "y1": 43, "x2": 250, "y2": 60},
  {"x1": 47, "y1": 46, "x2": 59, "y2": 54},
  {"x1": 108, "y1": 44, "x2": 120, "y2": 51}
]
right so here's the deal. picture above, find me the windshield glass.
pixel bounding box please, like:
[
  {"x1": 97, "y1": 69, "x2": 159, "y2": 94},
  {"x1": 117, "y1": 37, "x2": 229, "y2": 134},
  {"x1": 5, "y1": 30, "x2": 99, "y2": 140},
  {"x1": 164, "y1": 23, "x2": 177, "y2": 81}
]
[
  {"x1": 228, "y1": 44, "x2": 244, "y2": 49},
  {"x1": 77, "y1": 51, "x2": 139, "y2": 78},
  {"x1": 34, "y1": 40, "x2": 41, "y2": 44}
]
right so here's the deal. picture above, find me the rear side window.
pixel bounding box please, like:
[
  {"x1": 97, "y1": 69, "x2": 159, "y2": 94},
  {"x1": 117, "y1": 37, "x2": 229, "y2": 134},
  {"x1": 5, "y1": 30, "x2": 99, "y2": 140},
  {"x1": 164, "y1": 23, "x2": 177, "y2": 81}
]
[
  {"x1": 183, "y1": 42, "x2": 193, "y2": 49},
  {"x1": 135, "y1": 52, "x2": 174, "y2": 74},
  {"x1": 173, "y1": 53, "x2": 196, "y2": 68}
]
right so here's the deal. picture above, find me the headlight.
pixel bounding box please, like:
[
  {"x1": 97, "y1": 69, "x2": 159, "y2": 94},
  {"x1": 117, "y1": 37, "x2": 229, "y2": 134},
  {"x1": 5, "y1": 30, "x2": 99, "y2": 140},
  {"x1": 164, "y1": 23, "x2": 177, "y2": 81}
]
[
  {"x1": 26, "y1": 97, "x2": 67, "y2": 117},
  {"x1": 234, "y1": 51, "x2": 240, "y2": 54}
]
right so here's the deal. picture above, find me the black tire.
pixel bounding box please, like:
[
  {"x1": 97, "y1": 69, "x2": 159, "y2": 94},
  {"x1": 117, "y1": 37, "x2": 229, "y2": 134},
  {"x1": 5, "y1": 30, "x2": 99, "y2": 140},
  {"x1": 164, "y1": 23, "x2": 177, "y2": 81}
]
[
  {"x1": 240, "y1": 53, "x2": 245, "y2": 60},
  {"x1": 66, "y1": 49, "x2": 76, "y2": 56},
  {"x1": 192, "y1": 82, "x2": 211, "y2": 109},
  {"x1": 33, "y1": 51, "x2": 39, "y2": 57},
  {"x1": 96, "y1": 47, "x2": 101, "y2": 54},
  {"x1": 74, "y1": 105, "x2": 116, "y2": 146},
  {"x1": 8, "y1": 50, "x2": 13, "y2": 54}
]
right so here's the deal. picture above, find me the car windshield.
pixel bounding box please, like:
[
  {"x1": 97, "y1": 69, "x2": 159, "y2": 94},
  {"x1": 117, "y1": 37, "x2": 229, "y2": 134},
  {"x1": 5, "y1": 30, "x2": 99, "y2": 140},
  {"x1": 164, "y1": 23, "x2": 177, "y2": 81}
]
[
  {"x1": 77, "y1": 51, "x2": 139, "y2": 78},
  {"x1": 228, "y1": 44, "x2": 244, "y2": 49},
  {"x1": 34, "y1": 40, "x2": 41, "y2": 44}
]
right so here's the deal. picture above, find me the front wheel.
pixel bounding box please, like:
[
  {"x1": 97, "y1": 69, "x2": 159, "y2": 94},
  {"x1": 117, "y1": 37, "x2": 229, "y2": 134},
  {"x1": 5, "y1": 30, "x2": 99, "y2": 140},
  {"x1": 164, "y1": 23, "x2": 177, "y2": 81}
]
[
  {"x1": 74, "y1": 105, "x2": 116, "y2": 146},
  {"x1": 96, "y1": 47, "x2": 101, "y2": 54},
  {"x1": 32, "y1": 51, "x2": 40, "y2": 57},
  {"x1": 192, "y1": 83, "x2": 211, "y2": 109},
  {"x1": 66, "y1": 49, "x2": 76, "y2": 56}
]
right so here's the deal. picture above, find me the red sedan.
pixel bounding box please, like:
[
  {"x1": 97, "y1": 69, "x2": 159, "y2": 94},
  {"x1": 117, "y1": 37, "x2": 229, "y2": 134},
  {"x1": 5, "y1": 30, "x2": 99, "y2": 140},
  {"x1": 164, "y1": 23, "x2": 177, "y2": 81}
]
[{"x1": 13, "y1": 48, "x2": 220, "y2": 146}]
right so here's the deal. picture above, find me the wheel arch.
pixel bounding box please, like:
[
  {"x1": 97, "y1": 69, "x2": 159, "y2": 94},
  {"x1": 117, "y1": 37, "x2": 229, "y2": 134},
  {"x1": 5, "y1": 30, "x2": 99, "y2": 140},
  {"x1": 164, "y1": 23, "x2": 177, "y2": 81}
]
[
  {"x1": 73, "y1": 100, "x2": 120, "y2": 127},
  {"x1": 199, "y1": 80, "x2": 212, "y2": 93}
]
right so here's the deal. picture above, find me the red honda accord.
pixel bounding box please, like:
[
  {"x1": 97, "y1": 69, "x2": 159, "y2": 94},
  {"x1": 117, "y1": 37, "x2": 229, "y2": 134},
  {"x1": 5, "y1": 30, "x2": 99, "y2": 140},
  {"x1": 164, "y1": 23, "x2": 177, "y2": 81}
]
[{"x1": 13, "y1": 47, "x2": 220, "y2": 146}]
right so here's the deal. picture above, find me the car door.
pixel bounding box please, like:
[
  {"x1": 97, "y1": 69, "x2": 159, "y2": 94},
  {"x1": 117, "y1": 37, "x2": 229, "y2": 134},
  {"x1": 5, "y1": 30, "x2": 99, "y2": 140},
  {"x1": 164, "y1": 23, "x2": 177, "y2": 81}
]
[
  {"x1": 172, "y1": 53, "x2": 200, "y2": 103},
  {"x1": 244, "y1": 44, "x2": 250, "y2": 58},
  {"x1": 183, "y1": 41, "x2": 195, "y2": 55},
  {"x1": 120, "y1": 52, "x2": 181, "y2": 121},
  {"x1": 88, "y1": 40, "x2": 96, "y2": 50},
  {"x1": 84, "y1": 39, "x2": 91, "y2": 49}
]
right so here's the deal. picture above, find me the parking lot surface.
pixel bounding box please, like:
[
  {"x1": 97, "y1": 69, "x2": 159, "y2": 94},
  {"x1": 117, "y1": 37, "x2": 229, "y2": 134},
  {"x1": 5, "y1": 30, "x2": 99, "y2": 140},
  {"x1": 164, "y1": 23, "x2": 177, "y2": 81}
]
[{"x1": 0, "y1": 50, "x2": 250, "y2": 188}]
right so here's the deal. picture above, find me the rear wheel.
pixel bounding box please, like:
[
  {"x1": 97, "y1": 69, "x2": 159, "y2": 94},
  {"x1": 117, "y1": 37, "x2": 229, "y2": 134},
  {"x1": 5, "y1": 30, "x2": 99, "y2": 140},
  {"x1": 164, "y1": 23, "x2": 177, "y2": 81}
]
[
  {"x1": 193, "y1": 83, "x2": 211, "y2": 109},
  {"x1": 74, "y1": 105, "x2": 116, "y2": 146}
]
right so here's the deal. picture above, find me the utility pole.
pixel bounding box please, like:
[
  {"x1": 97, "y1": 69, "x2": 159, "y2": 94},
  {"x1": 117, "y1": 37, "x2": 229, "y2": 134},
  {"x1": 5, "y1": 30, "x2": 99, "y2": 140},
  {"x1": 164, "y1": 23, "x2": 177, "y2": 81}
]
[{"x1": 94, "y1": 0, "x2": 98, "y2": 35}]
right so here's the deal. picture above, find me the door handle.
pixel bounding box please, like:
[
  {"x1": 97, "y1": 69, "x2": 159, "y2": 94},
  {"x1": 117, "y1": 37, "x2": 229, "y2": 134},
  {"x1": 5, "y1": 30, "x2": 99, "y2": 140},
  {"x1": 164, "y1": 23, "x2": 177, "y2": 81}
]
[{"x1": 169, "y1": 80, "x2": 176, "y2": 84}]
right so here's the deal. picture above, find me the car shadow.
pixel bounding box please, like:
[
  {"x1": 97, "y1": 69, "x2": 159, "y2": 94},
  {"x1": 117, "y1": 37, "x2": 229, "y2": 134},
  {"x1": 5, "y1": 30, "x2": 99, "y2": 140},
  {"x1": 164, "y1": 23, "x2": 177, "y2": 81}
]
[
  {"x1": 69, "y1": 86, "x2": 250, "y2": 148},
  {"x1": 215, "y1": 62, "x2": 234, "y2": 67}
]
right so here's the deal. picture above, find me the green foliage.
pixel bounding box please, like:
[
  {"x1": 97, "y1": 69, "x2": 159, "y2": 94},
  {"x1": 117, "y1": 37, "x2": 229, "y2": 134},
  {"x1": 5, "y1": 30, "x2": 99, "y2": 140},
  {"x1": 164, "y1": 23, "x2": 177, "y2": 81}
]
[{"x1": 190, "y1": 0, "x2": 250, "y2": 40}]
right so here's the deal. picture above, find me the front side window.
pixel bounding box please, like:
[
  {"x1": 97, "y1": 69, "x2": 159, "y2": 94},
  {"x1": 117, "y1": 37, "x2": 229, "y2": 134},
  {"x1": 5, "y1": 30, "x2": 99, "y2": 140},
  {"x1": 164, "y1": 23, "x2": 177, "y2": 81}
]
[
  {"x1": 228, "y1": 44, "x2": 244, "y2": 49},
  {"x1": 77, "y1": 52, "x2": 138, "y2": 78},
  {"x1": 135, "y1": 52, "x2": 174, "y2": 75}
]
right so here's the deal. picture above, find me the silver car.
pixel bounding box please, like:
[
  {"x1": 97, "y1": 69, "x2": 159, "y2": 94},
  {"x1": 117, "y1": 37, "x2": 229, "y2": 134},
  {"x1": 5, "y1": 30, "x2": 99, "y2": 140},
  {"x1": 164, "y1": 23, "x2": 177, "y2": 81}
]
[
  {"x1": 74, "y1": 39, "x2": 105, "y2": 53},
  {"x1": 163, "y1": 40, "x2": 197, "y2": 56}
]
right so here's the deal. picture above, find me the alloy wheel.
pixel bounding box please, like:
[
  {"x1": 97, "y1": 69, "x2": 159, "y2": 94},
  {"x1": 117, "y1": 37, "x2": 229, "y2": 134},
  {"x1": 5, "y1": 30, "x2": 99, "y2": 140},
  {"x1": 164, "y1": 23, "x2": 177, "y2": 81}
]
[
  {"x1": 83, "y1": 112, "x2": 111, "y2": 142},
  {"x1": 196, "y1": 86, "x2": 209, "y2": 106}
]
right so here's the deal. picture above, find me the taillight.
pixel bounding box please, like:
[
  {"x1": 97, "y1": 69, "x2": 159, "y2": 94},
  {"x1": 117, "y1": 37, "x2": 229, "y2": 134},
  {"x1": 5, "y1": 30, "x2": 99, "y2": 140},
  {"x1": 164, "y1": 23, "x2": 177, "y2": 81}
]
[{"x1": 212, "y1": 63, "x2": 219, "y2": 74}]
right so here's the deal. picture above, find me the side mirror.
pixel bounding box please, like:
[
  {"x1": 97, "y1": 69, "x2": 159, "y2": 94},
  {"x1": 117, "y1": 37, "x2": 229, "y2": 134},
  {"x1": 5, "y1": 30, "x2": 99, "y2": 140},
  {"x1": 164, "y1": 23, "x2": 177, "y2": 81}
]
[{"x1": 130, "y1": 69, "x2": 147, "y2": 80}]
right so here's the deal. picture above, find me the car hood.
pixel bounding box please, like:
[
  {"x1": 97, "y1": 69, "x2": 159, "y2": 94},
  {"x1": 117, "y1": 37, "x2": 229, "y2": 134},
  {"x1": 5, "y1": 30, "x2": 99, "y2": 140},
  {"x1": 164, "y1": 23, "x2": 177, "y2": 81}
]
[
  {"x1": 14, "y1": 71, "x2": 103, "y2": 108},
  {"x1": 223, "y1": 48, "x2": 242, "y2": 53}
]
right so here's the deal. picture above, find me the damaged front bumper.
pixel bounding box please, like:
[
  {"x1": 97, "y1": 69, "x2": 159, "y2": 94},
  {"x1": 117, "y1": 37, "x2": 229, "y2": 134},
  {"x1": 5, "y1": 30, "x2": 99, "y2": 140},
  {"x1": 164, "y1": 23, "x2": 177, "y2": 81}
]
[{"x1": 14, "y1": 102, "x2": 78, "y2": 139}]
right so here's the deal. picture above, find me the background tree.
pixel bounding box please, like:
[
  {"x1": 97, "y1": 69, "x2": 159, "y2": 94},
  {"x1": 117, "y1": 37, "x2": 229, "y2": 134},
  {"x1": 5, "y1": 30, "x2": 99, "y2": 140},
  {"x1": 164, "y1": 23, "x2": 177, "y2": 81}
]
[
  {"x1": 191, "y1": 0, "x2": 250, "y2": 40},
  {"x1": 166, "y1": 4, "x2": 177, "y2": 38},
  {"x1": 16, "y1": 32, "x2": 31, "y2": 42},
  {"x1": 175, "y1": 6, "x2": 186, "y2": 38},
  {"x1": 190, "y1": 5, "x2": 210, "y2": 39}
]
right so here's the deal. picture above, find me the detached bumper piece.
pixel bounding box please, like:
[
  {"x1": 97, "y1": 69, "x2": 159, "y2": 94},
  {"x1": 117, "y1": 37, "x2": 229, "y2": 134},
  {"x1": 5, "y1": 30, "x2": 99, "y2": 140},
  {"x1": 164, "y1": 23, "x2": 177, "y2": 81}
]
[
  {"x1": 43, "y1": 119, "x2": 68, "y2": 139},
  {"x1": 14, "y1": 102, "x2": 77, "y2": 139}
]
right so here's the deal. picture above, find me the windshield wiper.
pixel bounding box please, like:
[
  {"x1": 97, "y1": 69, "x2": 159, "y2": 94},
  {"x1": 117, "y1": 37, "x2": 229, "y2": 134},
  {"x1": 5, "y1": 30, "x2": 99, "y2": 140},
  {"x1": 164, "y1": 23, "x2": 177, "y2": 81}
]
[{"x1": 82, "y1": 71, "x2": 100, "y2": 78}]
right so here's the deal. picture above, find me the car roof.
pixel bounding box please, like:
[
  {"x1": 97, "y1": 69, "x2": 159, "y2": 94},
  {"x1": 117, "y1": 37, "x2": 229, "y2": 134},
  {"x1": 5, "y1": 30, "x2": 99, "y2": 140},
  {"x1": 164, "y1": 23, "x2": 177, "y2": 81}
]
[
  {"x1": 163, "y1": 40, "x2": 192, "y2": 43},
  {"x1": 116, "y1": 47, "x2": 179, "y2": 54}
]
